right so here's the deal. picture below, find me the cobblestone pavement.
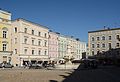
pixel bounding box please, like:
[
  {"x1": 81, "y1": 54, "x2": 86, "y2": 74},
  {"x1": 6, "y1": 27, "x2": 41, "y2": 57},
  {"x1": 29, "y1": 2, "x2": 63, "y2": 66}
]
[
  {"x1": 0, "y1": 66, "x2": 120, "y2": 82},
  {"x1": 0, "y1": 69, "x2": 72, "y2": 82}
]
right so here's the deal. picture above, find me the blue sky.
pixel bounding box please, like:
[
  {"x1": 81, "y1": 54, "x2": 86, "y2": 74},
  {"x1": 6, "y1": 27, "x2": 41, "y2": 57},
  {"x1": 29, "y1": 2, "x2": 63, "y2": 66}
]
[{"x1": 0, "y1": 0, "x2": 120, "y2": 42}]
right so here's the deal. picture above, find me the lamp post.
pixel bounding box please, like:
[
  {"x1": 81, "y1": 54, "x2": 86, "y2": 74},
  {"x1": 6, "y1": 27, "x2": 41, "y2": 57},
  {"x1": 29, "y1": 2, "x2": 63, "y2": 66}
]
[
  {"x1": 63, "y1": 56, "x2": 67, "y2": 69},
  {"x1": 20, "y1": 57, "x2": 21, "y2": 67}
]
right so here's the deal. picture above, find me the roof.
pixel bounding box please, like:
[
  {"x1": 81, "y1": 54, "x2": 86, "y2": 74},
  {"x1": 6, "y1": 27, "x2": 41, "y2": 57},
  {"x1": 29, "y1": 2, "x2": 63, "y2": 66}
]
[
  {"x1": 13, "y1": 18, "x2": 49, "y2": 30},
  {"x1": 88, "y1": 28, "x2": 120, "y2": 33},
  {"x1": 0, "y1": 8, "x2": 11, "y2": 14},
  {"x1": 49, "y1": 31, "x2": 59, "y2": 35}
]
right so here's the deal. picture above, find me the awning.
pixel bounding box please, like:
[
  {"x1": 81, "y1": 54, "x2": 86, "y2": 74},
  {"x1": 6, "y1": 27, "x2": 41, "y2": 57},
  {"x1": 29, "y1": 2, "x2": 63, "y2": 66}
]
[
  {"x1": 22, "y1": 58, "x2": 48, "y2": 61},
  {"x1": 59, "y1": 59, "x2": 65, "y2": 61}
]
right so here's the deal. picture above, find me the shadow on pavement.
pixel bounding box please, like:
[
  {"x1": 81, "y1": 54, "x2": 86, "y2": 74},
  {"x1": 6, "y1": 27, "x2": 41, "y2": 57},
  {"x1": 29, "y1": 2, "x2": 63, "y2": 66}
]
[
  {"x1": 62, "y1": 64, "x2": 120, "y2": 82},
  {"x1": 49, "y1": 80, "x2": 58, "y2": 82},
  {"x1": 50, "y1": 64, "x2": 120, "y2": 82}
]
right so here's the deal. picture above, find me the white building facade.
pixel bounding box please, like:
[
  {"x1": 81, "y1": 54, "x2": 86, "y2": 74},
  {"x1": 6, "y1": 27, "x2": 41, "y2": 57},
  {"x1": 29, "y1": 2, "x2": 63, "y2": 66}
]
[
  {"x1": 76, "y1": 40, "x2": 86, "y2": 59},
  {"x1": 12, "y1": 18, "x2": 49, "y2": 66},
  {"x1": 58, "y1": 35, "x2": 86, "y2": 60}
]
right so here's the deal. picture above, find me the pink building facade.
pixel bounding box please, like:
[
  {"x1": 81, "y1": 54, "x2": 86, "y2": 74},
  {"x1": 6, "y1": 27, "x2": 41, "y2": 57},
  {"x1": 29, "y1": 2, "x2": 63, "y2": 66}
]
[{"x1": 48, "y1": 31, "x2": 59, "y2": 61}]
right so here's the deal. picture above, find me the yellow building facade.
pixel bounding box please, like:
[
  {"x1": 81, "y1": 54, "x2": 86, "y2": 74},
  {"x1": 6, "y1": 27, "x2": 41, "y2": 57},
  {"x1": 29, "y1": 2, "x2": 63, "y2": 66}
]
[{"x1": 0, "y1": 9, "x2": 12, "y2": 63}]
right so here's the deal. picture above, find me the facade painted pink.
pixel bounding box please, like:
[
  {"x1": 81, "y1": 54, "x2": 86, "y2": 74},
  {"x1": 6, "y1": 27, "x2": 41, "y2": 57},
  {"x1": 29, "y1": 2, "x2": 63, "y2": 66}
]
[{"x1": 48, "y1": 32, "x2": 59, "y2": 60}]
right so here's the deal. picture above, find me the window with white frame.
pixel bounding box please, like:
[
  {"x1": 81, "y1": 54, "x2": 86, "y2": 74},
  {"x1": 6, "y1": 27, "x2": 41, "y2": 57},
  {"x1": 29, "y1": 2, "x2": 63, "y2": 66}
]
[
  {"x1": 97, "y1": 44, "x2": 100, "y2": 48},
  {"x1": 92, "y1": 44, "x2": 94, "y2": 48},
  {"x1": 102, "y1": 36, "x2": 105, "y2": 40},
  {"x1": 3, "y1": 44, "x2": 7, "y2": 51},
  {"x1": 32, "y1": 30, "x2": 34, "y2": 35},
  {"x1": 38, "y1": 40, "x2": 41, "y2": 46},
  {"x1": 44, "y1": 50, "x2": 47, "y2": 55},
  {"x1": 38, "y1": 50, "x2": 41, "y2": 55},
  {"x1": 24, "y1": 49, "x2": 27, "y2": 54},
  {"x1": 102, "y1": 43, "x2": 105, "y2": 48},
  {"x1": 38, "y1": 32, "x2": 41, "y2": 36},
  {"x1": 32, "y1": 50, "x2": 34, "y2": 55},
  {"x1": 109, "y1": 43, "x2": 112, "y2": 49},
  {"x1": 24, "y1": 28, "x2": 27, "y2": 33},
  {"x1": 116, "y1": 43, "x2": 120, "y2": 47},
  {"x1": 32, "y1": 40, "x2": 34, "y2": 45},
  {"x1": 44, "y1": 40, "x2": 47, "y2": 47},
  {"x1": 44, "y1": 33, "x2": 47, "y2": 38},
  {"x1": 15, "y1": 49, "x2": 17, "y2": 54},
  {"x1": 92, "y1": 51, "x2": 94, "y2": 55},
  {"x1": 24, "y1": 38, "x2": 27, "y2": 44},
  {"x1": 3, "y1": 31, "x2": 7, "y2": 38},
  {"x1": 97, "y1": 37, "x2": 100, "y2": 41},
  {"x1": 15, "y1": 27, "x2": 17, "y2": 33},
  {"x1": 15, "y1": 38, "x2": 17, "y2": 44},
  {"x1": 91, "y1": 37, "x2": 94, "y2": 41},
  {"x1": 109, "y1": 36, "x2": 111, "y2": 40},
  {"x1": 116, "y1": 35, "x2": 120, "y2": 39}
]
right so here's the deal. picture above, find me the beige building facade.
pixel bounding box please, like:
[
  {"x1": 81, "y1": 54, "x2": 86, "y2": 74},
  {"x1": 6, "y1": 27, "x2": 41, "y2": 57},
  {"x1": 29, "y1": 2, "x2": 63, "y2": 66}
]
[
  {"x1": 0, "y1": 9, "x2": 12, "y2": 64},
  {"x1": 12, "y1": 18, "x2": 49, "y2": 66},
  {"x1": 66, "y1": 36, "x2": 77, "y2": 59},
  {"x1": 88, "y1": 28, "x2": 120, "y2": 56}
]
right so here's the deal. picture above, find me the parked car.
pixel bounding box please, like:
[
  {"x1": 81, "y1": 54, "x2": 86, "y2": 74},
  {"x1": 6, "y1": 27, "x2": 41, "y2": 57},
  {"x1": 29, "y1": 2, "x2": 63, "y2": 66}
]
[
  {"x1": 29, "y1": 63, "x2": 43, "y2": 69},
  {"x1": 0, "y1": 63, "x2": 3, "y2": 68},
  {"x1": 3, "y1": 63, "x2": 14, "y2": 68}
]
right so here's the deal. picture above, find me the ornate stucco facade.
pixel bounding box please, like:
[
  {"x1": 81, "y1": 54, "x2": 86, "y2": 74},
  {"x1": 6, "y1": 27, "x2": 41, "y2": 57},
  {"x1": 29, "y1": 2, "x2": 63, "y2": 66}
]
[{"x1": 0, "y1": 9, "x2": 12, "y2": 64}]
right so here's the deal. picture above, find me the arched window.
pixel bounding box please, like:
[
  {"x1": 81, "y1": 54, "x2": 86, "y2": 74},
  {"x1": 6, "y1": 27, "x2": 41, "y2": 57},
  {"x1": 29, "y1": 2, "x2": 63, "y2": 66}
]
[
  {"x1": 116, "y1": 35, "x2": 119, "y2": 39},
  {"x1": 24, "y1": 49, "x2": 27, "y2": 54},
  {"x1": 3, "y1": 31, "x2": 7, "y2": 38},
  {"x1": 97, "y1": 44, "x2": 100, "y2": 48},
  {"x1": 102, "y1": 43, "x2": 105, "y2": 48},
  {"x1": 45, "y1": 50, "x2": 47, "y2": 55},
  {"x1": 2, "y1": 27, "x2": 8, "y2": 31},
  {"x1": 97, "y1": 37, "x2": 100, "y2": 41},
  {"x1": 38, "y1": 50, "x2": 41, "y2": 55},
  {"x1": 97, "y1": 50, "x2": 100, "y2": 55},
  {"x1": 44, "y1": 33, "x2": 47, "y2": 38},
  {"x1": 102, "y1": 36, "x2": 105, "y2": 40},
  {"x1": 91, "y1": 37, "x2": 94, "y2": 41}
]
